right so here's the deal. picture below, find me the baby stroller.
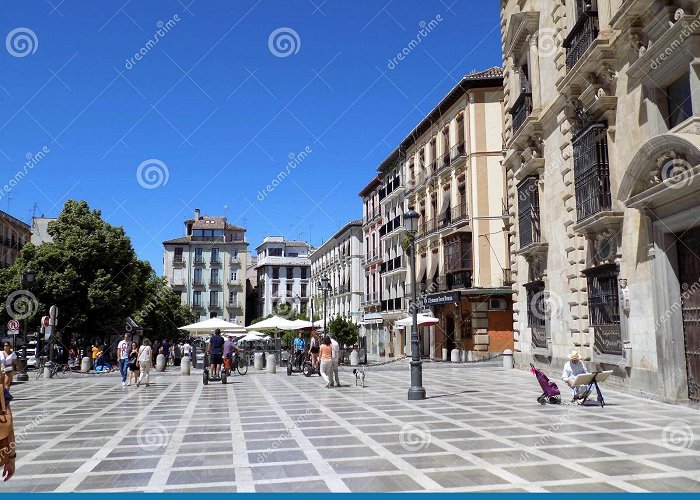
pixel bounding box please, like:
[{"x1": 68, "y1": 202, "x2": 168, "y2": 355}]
[{"x1": 530, "y1": 364, "x2": 561, "y2": 405}]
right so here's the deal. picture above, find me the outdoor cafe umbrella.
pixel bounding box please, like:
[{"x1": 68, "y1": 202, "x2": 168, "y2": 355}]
[
  {"x1": 246, "y1": 316, "x2": 298, "y2": 331},
  {"x1": 179, "y1": 317, "x2": 247, "y2": 336},
  {"x1": 395, "y1": 314, "x2": 440, "y2": 328}
]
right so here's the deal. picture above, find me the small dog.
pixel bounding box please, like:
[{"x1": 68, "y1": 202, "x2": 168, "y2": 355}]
[{"x1": 353, "y1": 367, "x2": 366, "y2": 387}]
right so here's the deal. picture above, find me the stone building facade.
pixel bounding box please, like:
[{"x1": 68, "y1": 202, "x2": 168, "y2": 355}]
[
  {"x1": 163, "y1": 209, "x2": 249, "y2": 325},
  {"x1": 501, "y1": 0, "x2": 700, "y2": 402},
  {"x1": 255, "y1": 237, "x2": 311, "y2": 318},
  {"x1": 310, "y1": 220, "x2": 364, "y2": 326},
  {"x1": 0, "y1": 210, "x2": 30, "y2": 269},
  {"x1": 360, "y1": 68, "x2": 514, "y2": 360}
]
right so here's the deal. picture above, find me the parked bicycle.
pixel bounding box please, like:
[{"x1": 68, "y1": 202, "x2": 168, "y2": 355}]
[{"x1": 35, "y1": 358, "x2": 74, "y2": 379}]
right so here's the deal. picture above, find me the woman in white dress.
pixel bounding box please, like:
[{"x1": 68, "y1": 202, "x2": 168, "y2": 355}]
[{"x1": 137, "y1": 338, "x2": 153, "y2": 388}]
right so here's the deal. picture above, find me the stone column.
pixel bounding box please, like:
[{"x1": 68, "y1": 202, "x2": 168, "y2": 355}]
[{"x1": 528, "y1": 33, "x2": 542, "y2": 111}]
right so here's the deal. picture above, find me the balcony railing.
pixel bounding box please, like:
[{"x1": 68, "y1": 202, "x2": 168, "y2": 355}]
[
  {"x1": 380, "y1": 255, "x2": 404, "y2": 274},
  {"x1": 381, "y1": 297, "x2": 403, "y2": 312},
  {"x1": 511, "y1": 92, "x2": 532, "y2": 134},
  {"x1": 379, "y1": 215, "x2": 402, "y2": 237},
  {"x1": 210, "y1": 278, "x2": 222, "y2": 287},
  {"x1": 192, "y1": 303, "x2": 203, "y2": 310},
  {"x1": 194, "y1": 256, "x2": 204, "y2": 265},
  {"x1": 439, "y1": 270, "x2": 472, "y2": 291},
  {"x1": 363, "y1": 211, "x2": 381, "y2": 225},
  {"x1": 173, "y1": 257, "x2": 185, "y2": 266},
  {"x1": 503, "y1": 268, "x2": 514, "y2": 286},
  {"x1": 436, "y1": 153, "x2": 450, "y2": 173},
  {"x1": 363, "y1": 293, "x2": 380, "y2": 305},
  {"x1": 450, "y1": 142, "x2": 466, "y2": 163},
  {"x1": 563, "y1": 11, "x2": 599, "y2": 70},
  {"x1": 227, "y1": 300, "x2": 241, "y2": 309},
  {"x1": 451, "y1": 205, "x2": 468, "y2": 224},
  {"x1": 193, "y1": 279, "x2": 205, "y2": 286}
]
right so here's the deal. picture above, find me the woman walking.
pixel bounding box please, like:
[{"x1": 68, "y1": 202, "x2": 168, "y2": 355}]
[
  {"x1": 0, "y1": 380, "x2": 16, "y2": 481},
  {"x1": 137, "y1": 339, "x2": 153, "y2": 388},
  {"x1": 309, "y1": 332, "x2": 320, "y2": 372},
  {"x1": 319, "y1": 336, "x2": 333, "y2": 389},
  {"x1": 127, "y1": 343, "x2": 140, "y2": 386},
  {"x1": 0, "y1": 344, "x2": 18, "y2": 389}
]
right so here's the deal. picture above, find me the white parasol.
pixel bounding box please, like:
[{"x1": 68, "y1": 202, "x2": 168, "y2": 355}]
[
  {"x1": 395, "y1": 314, "x2": 440, "y2": 328},
  {"x1": 179, "y1": 318, "x2": 247, "y2": 336}
]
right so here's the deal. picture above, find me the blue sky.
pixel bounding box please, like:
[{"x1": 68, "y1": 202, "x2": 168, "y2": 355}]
[{"x1": 1, "y1": 1, "x2": 502, "y2": 273}]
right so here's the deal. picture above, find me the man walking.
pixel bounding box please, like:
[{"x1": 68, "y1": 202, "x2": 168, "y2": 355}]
[
  {"x1": 330, "y1": 335, "x2": 341, "y2": 387},
  {"x1": 117, "y1": 334, "x2": 132, "y2": 387}
]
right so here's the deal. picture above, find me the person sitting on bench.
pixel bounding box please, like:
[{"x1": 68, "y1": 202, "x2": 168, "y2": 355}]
[{"x1": 562, "y1": 350, "x2": 589, "y2": 401}]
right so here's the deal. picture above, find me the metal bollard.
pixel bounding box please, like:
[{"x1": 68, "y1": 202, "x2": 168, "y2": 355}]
[
  {"x1": 349, "y1": 350, "x2": 359, "y2": 367},
  {"x1": 181, "y1": 356, "x2": 191, "y2": 375},
  {"x1": 450, "y1": 349, "x2": 460, "y2": 363},
  {"x1": 502, "y1": 349, "x2": 514, "y2": 369}
]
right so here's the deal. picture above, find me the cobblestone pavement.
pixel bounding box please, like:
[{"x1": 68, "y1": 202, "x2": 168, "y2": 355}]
[{"x1": 2, "y1": 363, "x2": 699, "y2": 493}]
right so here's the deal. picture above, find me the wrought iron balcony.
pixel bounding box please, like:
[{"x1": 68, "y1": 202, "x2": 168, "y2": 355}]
[
  {"x1": 563, "y1": 11, "x2": 599, "y2": 71},
  {"x1": 511, "y1": 92, "x2": 532, "y2": 134},
  {"x1": 450, "y1": 142, "x2": 466, "y2": 163}
]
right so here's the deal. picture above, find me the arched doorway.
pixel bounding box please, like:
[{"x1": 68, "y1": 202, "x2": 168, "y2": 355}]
[{"x1": 620, "y1": 132, "x2": 700, "y2": 401}]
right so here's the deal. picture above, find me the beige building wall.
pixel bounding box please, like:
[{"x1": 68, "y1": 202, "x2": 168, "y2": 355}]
[{"x1": 502, "y1": 0, "x2": 700, "y2": 402}]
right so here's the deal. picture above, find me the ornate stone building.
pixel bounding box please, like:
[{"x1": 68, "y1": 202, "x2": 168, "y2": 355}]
[{"x1": 501, "y1": 0, "x2": 700, "y2": 402}]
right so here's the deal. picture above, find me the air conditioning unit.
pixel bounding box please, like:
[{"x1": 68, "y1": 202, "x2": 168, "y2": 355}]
[{"x1": 489, "y1": 298, "x2": 507, "y2": 311}]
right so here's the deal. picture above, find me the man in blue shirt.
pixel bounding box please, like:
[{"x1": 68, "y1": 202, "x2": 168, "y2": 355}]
[
  {"x1": 208, "y1": 329, "x2": 225, "y2": 379},
  {"x1": 293, "y1": 332, "x2": 306, "y2": 369}
]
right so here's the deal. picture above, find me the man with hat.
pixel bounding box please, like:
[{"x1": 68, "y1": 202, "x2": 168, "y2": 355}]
[{"x1": 562, "y1": 350, "x2": 589, "y2": 401}]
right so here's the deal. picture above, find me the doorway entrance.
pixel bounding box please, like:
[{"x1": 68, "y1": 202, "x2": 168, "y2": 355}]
[{"x1": 677, "y1": 227, "x2": 700, "y2": 402}]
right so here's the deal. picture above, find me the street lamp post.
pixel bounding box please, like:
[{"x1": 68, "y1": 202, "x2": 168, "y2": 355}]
[
  {"x1": 404, "y1": 208, "x2": 426, "y2": 400},
  {"x1": 16, "y1": 268, "x2": 36, "y2": 382},
  {"x1": 320, "y1": 276, "x2": 331, "y2": 333}
]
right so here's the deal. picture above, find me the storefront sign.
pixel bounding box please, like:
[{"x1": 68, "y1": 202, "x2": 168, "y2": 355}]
[{"x1": 424, "y1": 291, "x2": 460, "y2": 306}]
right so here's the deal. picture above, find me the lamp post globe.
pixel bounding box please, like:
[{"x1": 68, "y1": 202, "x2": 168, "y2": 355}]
[{"x1": 404, "y1": 207, "x2": 426, "y2": 400}]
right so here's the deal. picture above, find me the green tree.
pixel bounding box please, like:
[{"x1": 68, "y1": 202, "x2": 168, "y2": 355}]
[
  {"x1": 133, "y1": 272, "x2": 195, "y2": 342},
  {"x1": 327, "y1": 315, "x2": 359, "y2": 348},
  {"x1": 1, "y1": 200, "x2": 152, "y2": 346}
]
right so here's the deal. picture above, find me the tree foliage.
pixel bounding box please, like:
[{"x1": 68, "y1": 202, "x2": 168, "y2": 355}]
[
  {"x1": 133, "y1": 273, "x2": 195, "y2": 342},
  {"x1": 327, "y1": 315, "x2": 359, "y2": 347},
  {"x1": 0, "y1": 200, "x2": 189, "y2": 345}
]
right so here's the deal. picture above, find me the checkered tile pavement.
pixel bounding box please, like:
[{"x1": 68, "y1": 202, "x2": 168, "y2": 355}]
[{"x1": 2, "y1": 362, "x2": 699, "y2": 492}]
